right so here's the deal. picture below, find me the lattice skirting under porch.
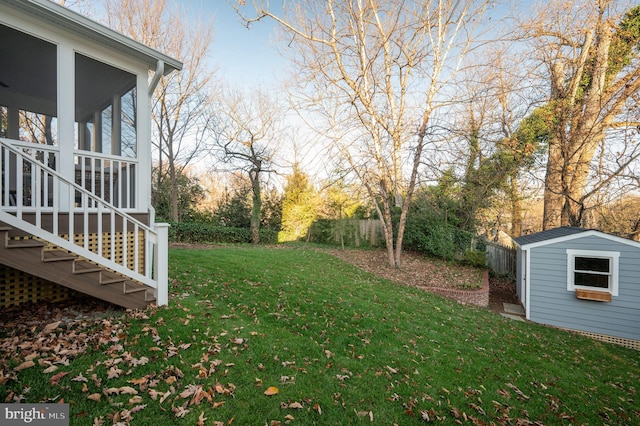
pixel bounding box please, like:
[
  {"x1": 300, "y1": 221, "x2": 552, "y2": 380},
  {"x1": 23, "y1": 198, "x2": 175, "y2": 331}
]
[
  {"x1": 568, "y1": 329, "x2": 640, "y2": 351},
  {"x1": 62, "y1": 231, "x2": 145, "y2": 272},
  {"x1": 0, "y1": 265, "x2": 78, "y2": 309}
]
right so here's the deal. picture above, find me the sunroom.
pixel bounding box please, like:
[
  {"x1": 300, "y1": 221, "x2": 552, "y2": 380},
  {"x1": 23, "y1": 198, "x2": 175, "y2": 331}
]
[{"x1": 0, "y1": 0, "x2": 182, "y2": 309}]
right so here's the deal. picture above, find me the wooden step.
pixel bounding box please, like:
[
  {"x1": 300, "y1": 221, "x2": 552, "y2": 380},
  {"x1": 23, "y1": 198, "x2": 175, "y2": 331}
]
[
  {"x1": 6, "y1": 239, "x2": 44, "y2": 249},
  {"x1": 123, "y1": 281, "x2": 148, "y2": 294},
  {"x1": 101, "y1": 276, "x2": 126, "y2": 285},
  {"x1": 0, "y1": 226, "x2": 154, "y2": 309},
  {"x1": 101, "y1": 271, "x2": 126, "y2": 285},
  {"x1": 43, "y1": 250, "x2": 77, "y2": 262},
  {"x1": 73, "y1": 260, "x2": 102, "y2": 274}
]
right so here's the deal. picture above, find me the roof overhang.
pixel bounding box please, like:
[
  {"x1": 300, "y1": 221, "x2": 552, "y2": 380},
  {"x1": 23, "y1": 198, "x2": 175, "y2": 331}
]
[
  {"x1": 515, "y1": 228, "x2": 640, "y2": 251},
  {"x1": 0, "y1": 0, "x2": 182, "y2": 75}
]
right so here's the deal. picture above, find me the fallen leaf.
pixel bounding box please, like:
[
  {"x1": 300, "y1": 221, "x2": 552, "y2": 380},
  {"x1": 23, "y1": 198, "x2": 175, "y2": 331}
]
[
  {"x1": 128, "y1": 404, "x2": 146, "y2": 415},
  {"x1": 14, "y1": 361, "x2": 35, "y2": 371},
  {"x1": 287, "y1": 402, "x2": 303, "y2": 409},
  {"x1": 43, "y1": 365, "x2": 58, "y2": 374},
  {"x1": 87, "y1": 393, "x2": 101, "y2": 402},
  {"x1": 107, "y1": 367, "x2": 123, "y2": 379},
  {"x1": 264, "y1": 386, "x2": 279, "y2": 396},
  {"x1": 172, "y1": 404, "x2": 190, "y2": 418},
  {"x1": 72, "y1": 374, "x2": 88, "y2": 382},
  {"x1": 129, "y1": 396, "x2": 143, "y2": 404},
  {"x1": 50, "y1": 371, "x2": 70, "y2": 385},
  {"x1": 197, "y1": 411, "x2": 207, "y2": 426},
  {"x1": 119, "y1": 386, "x2": 138, "y2": 395},
  {"x1": 43, "y1": 321, "x2": 62, "y2": 333}
]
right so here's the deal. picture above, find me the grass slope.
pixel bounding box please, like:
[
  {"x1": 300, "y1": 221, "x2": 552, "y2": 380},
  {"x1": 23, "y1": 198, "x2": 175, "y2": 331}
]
[{"x1": 1, "y1": 245, "x2": 638, "y2": 425}]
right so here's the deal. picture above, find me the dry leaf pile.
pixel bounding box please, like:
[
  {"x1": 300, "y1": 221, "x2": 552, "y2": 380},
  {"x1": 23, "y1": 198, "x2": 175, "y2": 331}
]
[
  {"x1": 326, "y1": 248, "x2": 483, "y2": 290},
  {"x1": 0, "y1": 299, "x2": 244, "y2": 424}
]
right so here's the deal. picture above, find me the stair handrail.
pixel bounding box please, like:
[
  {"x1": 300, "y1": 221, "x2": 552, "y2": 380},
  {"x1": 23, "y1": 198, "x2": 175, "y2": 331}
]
[{"x1": 0, "y1": 137, "x2": 168, "y2": 304}]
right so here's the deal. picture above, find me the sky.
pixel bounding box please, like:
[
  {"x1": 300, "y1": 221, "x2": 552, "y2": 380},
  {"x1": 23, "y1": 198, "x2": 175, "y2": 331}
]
[{"x1": 181, "y1": 0, "x2": 289, "y2": 89}]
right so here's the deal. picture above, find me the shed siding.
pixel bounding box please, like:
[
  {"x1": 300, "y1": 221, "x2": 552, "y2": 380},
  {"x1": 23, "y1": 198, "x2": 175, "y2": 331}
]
[{"x1": 528, "y1": 235, "x2": 640, "y2": 341}]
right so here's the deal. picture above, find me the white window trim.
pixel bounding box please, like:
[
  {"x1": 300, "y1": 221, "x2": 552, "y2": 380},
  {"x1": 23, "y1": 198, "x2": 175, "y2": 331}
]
[{"x1": 566, "y1": 249, "x2": 619, "y2": 296}]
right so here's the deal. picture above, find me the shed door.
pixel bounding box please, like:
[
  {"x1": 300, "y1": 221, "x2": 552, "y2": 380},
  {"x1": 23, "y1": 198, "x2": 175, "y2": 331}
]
[{"x1": 519, "y1": 249, "x2": 527, "y2": 306}]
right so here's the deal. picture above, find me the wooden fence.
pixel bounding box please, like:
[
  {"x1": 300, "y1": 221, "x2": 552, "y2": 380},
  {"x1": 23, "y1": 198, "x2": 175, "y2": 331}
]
[
  {"x1": 334, "y1": 219, "x2": 382, "y2": 247},
  {"x1": 484, "y1": 241, "x2": 517, "y2": 277}
]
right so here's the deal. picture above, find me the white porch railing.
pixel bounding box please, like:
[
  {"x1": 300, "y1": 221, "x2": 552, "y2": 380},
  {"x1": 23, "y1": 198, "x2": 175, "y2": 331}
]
[
  {"x1": 75, "y1": 151, "x2": 138, "y2": 210},
  {"x1": 0, "y1": 137, "x2": 168, "y2": 306}
]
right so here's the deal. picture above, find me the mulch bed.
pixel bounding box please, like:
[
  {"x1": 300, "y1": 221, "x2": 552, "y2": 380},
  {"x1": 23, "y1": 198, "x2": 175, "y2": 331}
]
[{"x1": 325, "y1": 248, "x2": 519, "y2": 313}]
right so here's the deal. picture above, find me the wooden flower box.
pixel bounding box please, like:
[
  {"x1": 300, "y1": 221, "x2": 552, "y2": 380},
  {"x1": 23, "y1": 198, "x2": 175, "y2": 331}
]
[{"x1": 575, "y1": 289, "x2": 611, "y2": 302}]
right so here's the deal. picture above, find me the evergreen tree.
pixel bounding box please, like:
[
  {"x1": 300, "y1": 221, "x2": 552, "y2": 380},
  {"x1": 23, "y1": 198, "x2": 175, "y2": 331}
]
[{"x1": 280, "y1": 164, "x2": 318, "y2": 241}]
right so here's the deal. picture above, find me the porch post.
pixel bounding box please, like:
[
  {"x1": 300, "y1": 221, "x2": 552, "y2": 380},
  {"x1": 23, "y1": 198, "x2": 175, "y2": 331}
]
[
  {"x1": 137, "y1": 72, "x2": 151, "y2": 210},
  {"x1": 155, "y1": 222, "x2": 170, "y2": 306},
  {"x1": 58, "y1": 43, "x2": 75, "y2": 212}
]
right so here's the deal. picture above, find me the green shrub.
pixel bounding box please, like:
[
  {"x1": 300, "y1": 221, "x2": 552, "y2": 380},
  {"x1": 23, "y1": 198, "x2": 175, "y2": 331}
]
[
  {"x1": 168, "y1": 222, "x2": 278, "y2": 244},
  {"x1": 463, "y1": 249, "x2": 487, "y2": 268}
]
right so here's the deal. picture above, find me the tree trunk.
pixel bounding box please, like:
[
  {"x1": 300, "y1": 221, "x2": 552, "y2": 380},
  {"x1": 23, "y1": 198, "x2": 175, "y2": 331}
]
[
  {"x1": 542, "y1": 135, "x2": 565, "y2": 230},
  {"x1": 381, "y1": 201, "x2": 396, "y2": 268},
  {"x1": 250, "y1": 169, "x2": 261, "y2": 244},
  {"x1": 509, "y1": 175, "x2": 522, "y2": 237},
  {"x1": 169, "y1": 161, "x2": 179, "y2": 222}
]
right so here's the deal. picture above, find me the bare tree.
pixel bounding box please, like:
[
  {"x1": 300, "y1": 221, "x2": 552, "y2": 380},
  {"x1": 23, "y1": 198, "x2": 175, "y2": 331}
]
[
  {"x1": 524, "y1": 0, "x2": 640, "y2": 229},
  {"x1": 211, "y1": 88, "x2": 283, "y2": 243},
  {"x1": 103, "y1": 0, "x2": 216, "y2": 221},
  {"x1": 236, "y1": 0, "x2": 492, "y2": 267}
]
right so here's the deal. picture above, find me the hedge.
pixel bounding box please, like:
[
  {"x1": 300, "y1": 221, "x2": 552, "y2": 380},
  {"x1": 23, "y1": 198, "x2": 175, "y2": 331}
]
[{"x1": 168, "y1": 222, "x2": 278, "y2": 244}]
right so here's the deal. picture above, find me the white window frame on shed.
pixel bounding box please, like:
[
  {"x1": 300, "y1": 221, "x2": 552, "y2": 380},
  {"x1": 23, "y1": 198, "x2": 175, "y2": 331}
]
[{"x1": 566, "y1": 249, "x2": 619, "y2": 296}]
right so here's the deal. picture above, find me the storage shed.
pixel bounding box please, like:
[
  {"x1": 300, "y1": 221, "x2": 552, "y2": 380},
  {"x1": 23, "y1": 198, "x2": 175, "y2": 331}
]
[{"x1": 514, "y1": 227, "x2": 640, "y2": 348}]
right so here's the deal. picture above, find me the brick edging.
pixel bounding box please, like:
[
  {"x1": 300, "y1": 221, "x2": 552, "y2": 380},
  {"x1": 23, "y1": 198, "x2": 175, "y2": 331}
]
[{"x1": 424, "y1": 270, "x2": 489, "y2": 307}]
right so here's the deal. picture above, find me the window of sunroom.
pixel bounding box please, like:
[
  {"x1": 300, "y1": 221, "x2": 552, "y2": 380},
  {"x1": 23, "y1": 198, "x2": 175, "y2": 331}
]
[
  {"x1": 0, "y1": 24, "x2": 58, "y2": 146},
  {"x1": 74, "y1": 53, "x2": 137, "y2": 158}
]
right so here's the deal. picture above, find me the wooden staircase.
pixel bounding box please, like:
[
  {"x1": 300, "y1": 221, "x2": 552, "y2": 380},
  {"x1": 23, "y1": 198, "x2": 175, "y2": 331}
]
[{"x1": 0, "y1": 226, "x2": 155, "y2": 309}]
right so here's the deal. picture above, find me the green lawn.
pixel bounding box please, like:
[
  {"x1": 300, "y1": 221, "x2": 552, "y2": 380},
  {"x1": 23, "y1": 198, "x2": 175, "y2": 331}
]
[{"x1": 1, "y1": 245, "x2": 639, "y2": 425}]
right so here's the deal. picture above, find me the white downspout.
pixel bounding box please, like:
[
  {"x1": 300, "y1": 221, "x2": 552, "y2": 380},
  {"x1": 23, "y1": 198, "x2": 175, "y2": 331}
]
[
  {"x1": 148, "y1": 60, "x2": 164, "y2": 96},
  {"x1": 147, "y1": 59, "x2": 164, "y2": 224}
]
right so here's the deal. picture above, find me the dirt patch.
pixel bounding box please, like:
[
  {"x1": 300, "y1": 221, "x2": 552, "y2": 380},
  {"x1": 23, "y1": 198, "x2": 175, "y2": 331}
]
[{"x1": 488, "y1": 276, "x2": 520, "y2": 314}]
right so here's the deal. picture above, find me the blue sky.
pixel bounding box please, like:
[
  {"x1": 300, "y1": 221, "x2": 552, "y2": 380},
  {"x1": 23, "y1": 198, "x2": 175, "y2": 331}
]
[{"x1": 181, "y1": 0, "x2": 288, "y2": 88}]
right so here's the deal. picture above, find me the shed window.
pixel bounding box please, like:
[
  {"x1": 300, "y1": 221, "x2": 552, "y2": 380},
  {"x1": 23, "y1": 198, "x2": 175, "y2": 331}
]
[{"x1": 566, "y1": 249, "x2": 619, "y2": 296}]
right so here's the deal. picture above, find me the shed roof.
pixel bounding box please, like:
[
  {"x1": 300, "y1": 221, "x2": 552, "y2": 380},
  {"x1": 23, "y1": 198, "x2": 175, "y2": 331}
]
[
  {"x1": 514, "y1": 226, "x2": 640, "y2": 250},
  {"x1": 513, "y1": 227, "x2": 589, "y2": 246},
  {"x1": 0, "y1": 0, "x2": 182, "y2": 74}
]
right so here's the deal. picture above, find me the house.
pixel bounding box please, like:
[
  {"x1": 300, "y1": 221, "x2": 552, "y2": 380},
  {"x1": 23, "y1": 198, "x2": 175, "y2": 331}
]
[
  {"x1": 0, "y1": 0, "x2": 182, "y2": 309},
  {"x1": 514, "y1": 227, "x2": 640, "y2": 348}
]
